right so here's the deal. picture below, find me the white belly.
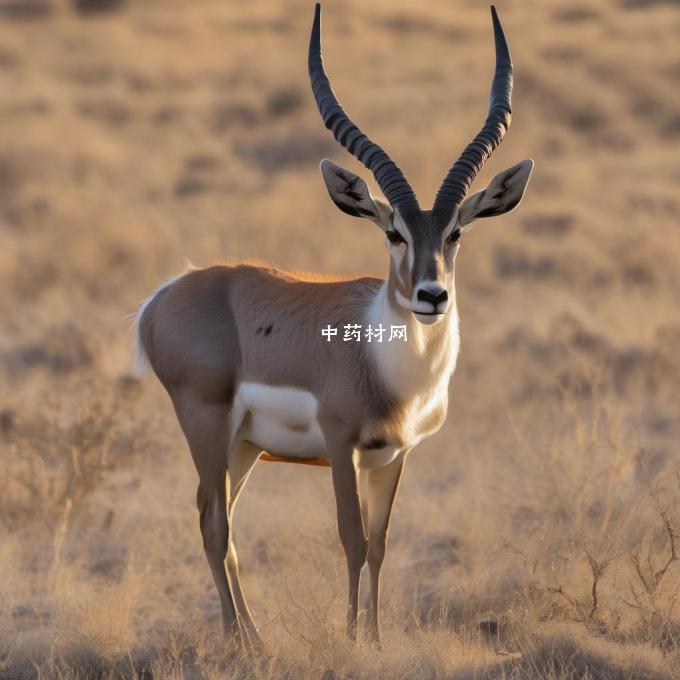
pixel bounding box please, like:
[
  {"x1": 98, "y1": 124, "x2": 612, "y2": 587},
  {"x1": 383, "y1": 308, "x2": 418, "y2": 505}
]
[
  {"x1": 232, "y1": 382, "x2": 430, "y2": 468},
  {"x1": 234, "y1": 382, "x2": 327, "y2": 458}
]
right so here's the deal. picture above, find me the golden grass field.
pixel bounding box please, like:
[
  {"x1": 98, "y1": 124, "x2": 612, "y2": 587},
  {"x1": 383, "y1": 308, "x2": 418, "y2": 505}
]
[{"x1": 0, "y1": 0, "x2": 679, "y2": 677}]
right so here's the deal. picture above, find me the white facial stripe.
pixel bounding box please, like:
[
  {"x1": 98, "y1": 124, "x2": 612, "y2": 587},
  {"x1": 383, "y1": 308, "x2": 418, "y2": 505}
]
[
  {"x1": 441, "y1": 217, "x2": 460, "y2": 245},
  {"x1": 390, "y1": 243, "x2": 408, "y2": 286},
  {"x1": 392, "y1": 211, "x2": 414, "y2": 272},
  {"x1": 395, "y1": 288, "x2": 412, "y2": 310},
  {"x1": 391, "y1": 212, "x2": 412, "y2": 245}
]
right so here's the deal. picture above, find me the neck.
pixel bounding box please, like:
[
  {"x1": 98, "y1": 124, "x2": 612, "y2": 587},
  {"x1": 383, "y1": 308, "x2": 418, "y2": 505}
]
[{"x1": 365, "y1": 278, "x2": 460, "y2": 402}]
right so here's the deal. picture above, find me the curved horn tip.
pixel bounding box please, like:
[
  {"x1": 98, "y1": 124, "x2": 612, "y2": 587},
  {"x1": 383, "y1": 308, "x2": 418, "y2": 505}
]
[
  {"x1": 490, "y1": 5, "x2": 508, "y2": 38},
  {"x1": 490, "y1": 6, "x2": 506, "y2": 36},
  {"x1": 311, "y1": 3, "x2": 321, "y2": 38}
]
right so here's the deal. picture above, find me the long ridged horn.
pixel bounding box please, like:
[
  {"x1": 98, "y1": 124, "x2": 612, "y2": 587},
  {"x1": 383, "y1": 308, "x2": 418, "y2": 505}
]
[
  {"x1": 431, "y1": 5, "x2": 513, "y2": 225},
  {"x1": 308, "y1": 3, "x2": 421, "y2": 218}
]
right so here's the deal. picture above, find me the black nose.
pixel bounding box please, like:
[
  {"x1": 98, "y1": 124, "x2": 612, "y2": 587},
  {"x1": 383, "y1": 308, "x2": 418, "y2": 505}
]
[{"x1": 417, "y1": 288, "x2": 448, "y2": 306}]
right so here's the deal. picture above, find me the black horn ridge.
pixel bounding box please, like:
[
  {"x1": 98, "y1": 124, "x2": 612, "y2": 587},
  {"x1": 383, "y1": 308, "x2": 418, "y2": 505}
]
[
  {"x1": 308, "y1": 3, "x2": 421, "y2": 219},
  {"x1": 431, "y1": 5, "x2": 513, "y2": 225}
]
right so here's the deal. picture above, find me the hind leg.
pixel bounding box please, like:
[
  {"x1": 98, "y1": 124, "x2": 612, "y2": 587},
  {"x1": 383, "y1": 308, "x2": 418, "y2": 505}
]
[
  {"x1": 226, "y1": 439, "x2": 264, "y2": 650},
  {"x1": 172, "y1": 390, "x2": 239, "y2": 639}
]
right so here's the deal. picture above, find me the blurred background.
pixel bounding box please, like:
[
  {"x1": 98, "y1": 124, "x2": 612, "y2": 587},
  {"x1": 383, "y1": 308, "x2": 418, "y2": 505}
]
[{"x1": 0, "y1": 0, "x2": 678, "y2": 677}]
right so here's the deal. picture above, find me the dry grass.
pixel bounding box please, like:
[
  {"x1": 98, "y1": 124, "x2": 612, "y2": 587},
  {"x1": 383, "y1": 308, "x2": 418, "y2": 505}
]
[{"x1": 0, "y1": 0, "x2": 679, "y2": 677}]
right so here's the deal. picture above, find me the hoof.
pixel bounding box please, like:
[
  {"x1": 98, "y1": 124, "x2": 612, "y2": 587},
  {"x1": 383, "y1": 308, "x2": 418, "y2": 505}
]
[
  {"x1": 243, "y1": 628, "x2": 266, "y2": 656},
  {"x1": 222, "y1": 620, "x2": 243, "y2": 648}
]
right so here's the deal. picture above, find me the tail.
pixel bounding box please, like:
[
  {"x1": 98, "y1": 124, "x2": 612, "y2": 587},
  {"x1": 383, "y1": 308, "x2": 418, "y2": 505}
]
[{"x1": 131, "y1": 265, "x2": 195, "y2": 377}]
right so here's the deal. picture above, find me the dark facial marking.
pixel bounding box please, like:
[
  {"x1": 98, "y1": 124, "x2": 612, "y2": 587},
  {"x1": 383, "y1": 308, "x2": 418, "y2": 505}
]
[
  {"x1": 256, "y1": 324, "x2": 274, "y2": 336},
  {"x1": 386, "y1": 230, "x2": 406, "y2": 245},
  {"x1": 446, "y1": 228, "x2": 461, "y2": 244}
]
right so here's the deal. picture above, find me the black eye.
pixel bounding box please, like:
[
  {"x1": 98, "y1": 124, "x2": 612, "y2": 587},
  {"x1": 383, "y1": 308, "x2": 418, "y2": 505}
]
[
  {"x1": 386, "y1": 230, "x2": 405, "y2": 245},
  {"x1": 446, "y1": 228, "x2": 461, "y2": 244}
]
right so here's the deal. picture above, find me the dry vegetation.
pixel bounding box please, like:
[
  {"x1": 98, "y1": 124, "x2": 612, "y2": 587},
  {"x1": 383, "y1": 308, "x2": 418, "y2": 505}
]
[{"x1": 0, "y1": 0, "x2": 679, "y2": 677}]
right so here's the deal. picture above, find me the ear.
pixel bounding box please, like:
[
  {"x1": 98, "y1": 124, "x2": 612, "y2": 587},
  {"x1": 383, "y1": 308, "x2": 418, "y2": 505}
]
[
  {"x1": 320, "y1": 159, "x2": 392, "y2": 230},
  {"x1": 457, "y1": 159, "x2": 534, "y2": 229}
]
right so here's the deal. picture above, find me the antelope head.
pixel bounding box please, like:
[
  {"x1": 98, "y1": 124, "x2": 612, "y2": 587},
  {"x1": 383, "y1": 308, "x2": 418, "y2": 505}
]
[{"x1": 309, "y1": 3, "x2": 533, "y2": 324}]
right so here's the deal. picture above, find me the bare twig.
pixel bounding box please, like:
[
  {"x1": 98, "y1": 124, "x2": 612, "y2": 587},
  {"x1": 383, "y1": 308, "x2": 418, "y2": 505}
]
[{"x1": 546, "y1": 584, "x2": 587, "y2": 622}]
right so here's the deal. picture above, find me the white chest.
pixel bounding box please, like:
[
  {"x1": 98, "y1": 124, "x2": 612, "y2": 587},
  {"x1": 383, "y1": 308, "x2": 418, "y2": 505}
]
[
  {"x1": 361, "y1": 284, "x2": 460, "y2": 458},
  {"x1": 369, "y1": 293, "x2": 458, "y2": 416}
]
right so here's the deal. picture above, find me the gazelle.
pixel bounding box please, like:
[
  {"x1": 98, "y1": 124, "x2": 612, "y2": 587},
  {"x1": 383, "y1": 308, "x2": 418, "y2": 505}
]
[{"x1": 133, "y1": 3, "x2": 532, "y2": 648}]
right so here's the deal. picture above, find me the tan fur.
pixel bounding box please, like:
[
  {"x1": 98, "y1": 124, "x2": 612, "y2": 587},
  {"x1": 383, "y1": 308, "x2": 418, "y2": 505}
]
[
  {"x1": 133, "y1": 148, "x2": 534, "y2": 649},
  {"x1": 135, "y1": 259, "x2": 459, "y2": 646},
  {"x1": 133, "y1": 92, "x2": 533, "y2": 649}
]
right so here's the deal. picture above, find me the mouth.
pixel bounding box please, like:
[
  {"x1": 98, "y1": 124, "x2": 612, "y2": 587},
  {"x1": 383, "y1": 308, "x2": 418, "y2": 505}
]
[{"x1": 413, "y1": 310, "x2": 446, "y2": 324}]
